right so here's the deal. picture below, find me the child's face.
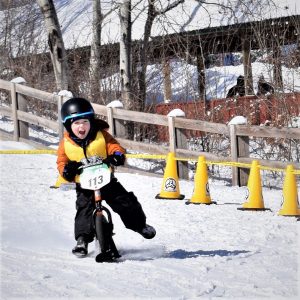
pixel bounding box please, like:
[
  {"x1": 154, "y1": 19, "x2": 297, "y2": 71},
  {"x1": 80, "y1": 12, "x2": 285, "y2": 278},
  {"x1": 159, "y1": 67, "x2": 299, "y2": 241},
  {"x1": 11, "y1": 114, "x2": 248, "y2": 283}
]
[{"x1": 71, "y1": 119, "x2": 91, "y2": 139}]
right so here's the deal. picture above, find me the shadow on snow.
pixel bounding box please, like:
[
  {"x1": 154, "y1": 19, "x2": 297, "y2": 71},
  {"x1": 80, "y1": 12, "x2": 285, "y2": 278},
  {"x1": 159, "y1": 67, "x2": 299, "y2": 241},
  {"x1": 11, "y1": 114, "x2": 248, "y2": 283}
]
[
  {"x1": 119, "y1": 247, "x2": 250, "y2": 261},
  {"x1": 167, "y1": 249, "x2": 250, "y2": 259}
]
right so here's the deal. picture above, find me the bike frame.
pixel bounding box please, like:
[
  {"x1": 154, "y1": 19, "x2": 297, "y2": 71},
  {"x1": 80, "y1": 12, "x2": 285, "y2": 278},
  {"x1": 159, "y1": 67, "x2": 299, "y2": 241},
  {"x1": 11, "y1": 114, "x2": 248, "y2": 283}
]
[
  {"x1": 80, "y1": 160, "x2": 121, "y2": 262},
  {"x1": 93, "y1": 189, "x2": 120, "y2": 262}
]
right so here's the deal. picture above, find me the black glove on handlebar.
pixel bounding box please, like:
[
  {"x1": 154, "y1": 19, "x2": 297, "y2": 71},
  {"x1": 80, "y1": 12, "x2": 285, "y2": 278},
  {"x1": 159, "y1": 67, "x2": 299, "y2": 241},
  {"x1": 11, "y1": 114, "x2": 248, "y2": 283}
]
[
  {"x1": 63, "y1": 161, "x2": 82, "y2": 181},
  {"x1": 103, "y1": 152, "x2": 125, "y2": 167}
]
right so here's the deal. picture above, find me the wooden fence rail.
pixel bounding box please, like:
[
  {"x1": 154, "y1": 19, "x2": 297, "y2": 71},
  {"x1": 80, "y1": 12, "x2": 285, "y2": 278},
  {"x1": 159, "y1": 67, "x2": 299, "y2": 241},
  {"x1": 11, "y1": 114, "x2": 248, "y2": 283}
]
[{"x1": 0, "y1": 78, "x2": 299, "y2": 186}]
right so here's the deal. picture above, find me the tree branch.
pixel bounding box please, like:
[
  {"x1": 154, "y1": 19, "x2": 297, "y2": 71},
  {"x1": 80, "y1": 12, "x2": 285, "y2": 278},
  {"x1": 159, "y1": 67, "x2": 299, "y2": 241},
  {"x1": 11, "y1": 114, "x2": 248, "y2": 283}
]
[{"x1": 157, "y1": 0, "x2": 185, "y2": 16}]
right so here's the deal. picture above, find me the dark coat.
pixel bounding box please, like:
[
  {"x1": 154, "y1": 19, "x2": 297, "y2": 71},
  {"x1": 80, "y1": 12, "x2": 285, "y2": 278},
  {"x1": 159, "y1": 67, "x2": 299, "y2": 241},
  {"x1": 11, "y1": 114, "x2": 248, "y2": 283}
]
[{"x1": 226, "y1": 75, "x2": 245, "y2": 98}]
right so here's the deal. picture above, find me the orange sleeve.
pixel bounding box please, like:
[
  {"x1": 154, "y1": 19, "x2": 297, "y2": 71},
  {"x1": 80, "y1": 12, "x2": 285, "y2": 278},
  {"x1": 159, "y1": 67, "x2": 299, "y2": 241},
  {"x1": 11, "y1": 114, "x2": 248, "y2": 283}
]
[
  {"x1": 56, "y1": 136, "x2": 69, "y2": 176},
  {"x1": 102, "y1": 130, "x2": 126, "y2": 156}
]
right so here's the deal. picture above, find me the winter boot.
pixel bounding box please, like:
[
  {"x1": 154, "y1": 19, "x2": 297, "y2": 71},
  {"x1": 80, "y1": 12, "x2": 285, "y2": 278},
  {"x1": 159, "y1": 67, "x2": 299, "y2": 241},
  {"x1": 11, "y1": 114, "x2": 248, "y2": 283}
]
[
  {"x1": 139, "y1": 224, "x2": 156, "y2": 239},
  {"x1": 72, "y1": 236, "x2": 88, "y2": 257}
]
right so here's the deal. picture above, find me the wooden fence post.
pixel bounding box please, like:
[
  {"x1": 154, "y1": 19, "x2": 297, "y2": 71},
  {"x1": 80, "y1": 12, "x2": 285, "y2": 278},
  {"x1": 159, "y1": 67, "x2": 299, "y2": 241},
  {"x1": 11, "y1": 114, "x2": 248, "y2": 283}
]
[
  {"x1": 168, "y1": 116, "x2": 189, "y2": 179},
  {"x1": 17, "y1": 93, "x2": 29, "y2": 140},
  {"x1": 115, "y1": 114, "x2": 127, "y2": 139},
  {"x1": 10, "y1": 78, "x2": 29, "y2": 140},
  {"x1": 237, "y1": 135, "x2": 250, "y2": 186},
  {"x1": 230, "y1": 125, "x2": 238, "y2": 185},
  {"x1": 176, "y1": 122, "x2": 189, "y2": 180},
  {"x1": 107, "y1": 106, "x2": 127, "y2": 138},
  {"x1": 230, "y1": 124, "x2": 249, "y2": 186},
  {"x1": 10, "y1": 82, "x2": 19, "y2": 141}
]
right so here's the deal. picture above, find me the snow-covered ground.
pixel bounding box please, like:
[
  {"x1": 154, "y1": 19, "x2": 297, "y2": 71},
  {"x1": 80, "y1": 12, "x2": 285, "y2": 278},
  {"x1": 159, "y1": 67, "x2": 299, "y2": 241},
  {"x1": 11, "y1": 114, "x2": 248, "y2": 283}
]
[{"x1": 0, "y1": 140, "x2": 299, "y2": 299}]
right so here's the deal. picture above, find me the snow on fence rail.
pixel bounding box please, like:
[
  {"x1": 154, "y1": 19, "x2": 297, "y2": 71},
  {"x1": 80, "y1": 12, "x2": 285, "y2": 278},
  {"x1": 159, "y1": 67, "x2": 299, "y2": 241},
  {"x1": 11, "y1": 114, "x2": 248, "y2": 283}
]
[{"x1": 0, "y1": 78, "x2": 299, "y2": 186}]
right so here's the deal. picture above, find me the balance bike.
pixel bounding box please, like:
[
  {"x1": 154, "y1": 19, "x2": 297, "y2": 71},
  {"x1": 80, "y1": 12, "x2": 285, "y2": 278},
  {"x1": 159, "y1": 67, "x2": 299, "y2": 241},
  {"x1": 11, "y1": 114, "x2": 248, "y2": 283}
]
[{"x1": 79, "y1": 158, "x2": 121, "y2": 263}]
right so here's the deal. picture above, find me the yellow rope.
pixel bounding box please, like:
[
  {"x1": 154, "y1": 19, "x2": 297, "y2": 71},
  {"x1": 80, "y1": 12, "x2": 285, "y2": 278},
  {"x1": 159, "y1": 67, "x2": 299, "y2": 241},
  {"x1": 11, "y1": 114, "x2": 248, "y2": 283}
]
[
  {"x1": 0, "y1": 149, "x2": 57, "y2": 154},
  {"x1": 1, "y1": 150, "x2": 299, "y2": 174},
  {"x1": 125, "y1": 153, "x2": 167, "y2": 160},
  {"x1": 174, "y1": 156, "x2": 299, "y2": 174}
]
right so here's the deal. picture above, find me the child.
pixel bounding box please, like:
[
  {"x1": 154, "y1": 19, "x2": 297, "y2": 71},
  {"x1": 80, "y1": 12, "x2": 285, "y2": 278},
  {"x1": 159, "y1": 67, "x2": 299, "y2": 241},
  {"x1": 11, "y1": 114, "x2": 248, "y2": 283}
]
[{"x1": 57, "y1": 97, "x2": 156, "y2": 257}]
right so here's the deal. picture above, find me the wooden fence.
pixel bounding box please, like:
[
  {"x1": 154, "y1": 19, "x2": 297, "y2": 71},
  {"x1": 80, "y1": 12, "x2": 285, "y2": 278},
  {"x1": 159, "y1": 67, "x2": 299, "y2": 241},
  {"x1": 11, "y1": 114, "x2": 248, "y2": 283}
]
[{"x1": 0, "y1": 78, "x2": 299, "y2": 186}]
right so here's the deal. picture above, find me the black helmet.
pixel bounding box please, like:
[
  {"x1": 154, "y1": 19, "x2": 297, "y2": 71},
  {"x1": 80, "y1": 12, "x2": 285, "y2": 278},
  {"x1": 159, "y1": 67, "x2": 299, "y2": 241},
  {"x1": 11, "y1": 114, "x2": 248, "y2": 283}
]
[{"x1": 61, "y1": 97, "x2": 95, "y2": 132}]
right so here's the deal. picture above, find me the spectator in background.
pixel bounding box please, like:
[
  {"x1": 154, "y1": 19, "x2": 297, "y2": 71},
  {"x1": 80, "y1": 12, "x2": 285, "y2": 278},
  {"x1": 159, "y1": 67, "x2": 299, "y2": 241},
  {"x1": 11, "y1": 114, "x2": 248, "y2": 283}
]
[
  {"x1": 257, "y1": 75, "x2": 274, "y2": 96},
  {"x1": 226, "y1": 75, "x2": 245, "y2": 98}
]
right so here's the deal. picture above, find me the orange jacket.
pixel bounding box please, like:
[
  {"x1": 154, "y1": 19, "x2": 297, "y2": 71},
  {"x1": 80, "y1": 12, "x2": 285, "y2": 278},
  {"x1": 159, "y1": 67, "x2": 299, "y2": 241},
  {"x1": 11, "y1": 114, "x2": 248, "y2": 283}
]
[{"x1": 57, "y1": 130, "x2": 125, "y2": 178}]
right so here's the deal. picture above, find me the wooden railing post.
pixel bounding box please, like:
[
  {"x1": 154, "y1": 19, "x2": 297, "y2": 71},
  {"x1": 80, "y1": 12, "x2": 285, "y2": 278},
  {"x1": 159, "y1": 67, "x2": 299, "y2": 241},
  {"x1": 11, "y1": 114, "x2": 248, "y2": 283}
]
[
  {"x1": 230, "y1": 124, "x2": 238, "y2": 185},
  {"x1": 230, "y1": 124, "x2": 249, "y2": 186},
  {"x1": 10, "y1": 82, "x2": 19, "y2": 141},
  {"x1": 107, "y1": 106, "x2": 127, "y2": 138},
  {"x1": 17, "y1": 95, "x2": 29, "y2": 140},
  {"x1": 168, "y1": 116, "x2": 188, "y2": 179},
  {"x1": 11, "y1": 78, "x2": 29, "y2": 140},
  {"x1": 115, "y1": 118, "x2": 127, "y2": 139},
  {"x1": 237, "y1": 135, "x2": 250, "y2": 186},
  {"x1": 175, "y1": 123, "x2": 188, "y2": 180}
]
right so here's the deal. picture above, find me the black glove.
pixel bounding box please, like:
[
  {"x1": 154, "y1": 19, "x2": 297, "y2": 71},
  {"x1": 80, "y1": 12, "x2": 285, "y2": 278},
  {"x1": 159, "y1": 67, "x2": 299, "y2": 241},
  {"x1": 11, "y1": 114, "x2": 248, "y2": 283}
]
[
  {"x1": 63, "y1": 161, "x2": 82, "y2": 181},
  {"x1": 103, "y1": 152, "x2": 125, "y2": 167}
]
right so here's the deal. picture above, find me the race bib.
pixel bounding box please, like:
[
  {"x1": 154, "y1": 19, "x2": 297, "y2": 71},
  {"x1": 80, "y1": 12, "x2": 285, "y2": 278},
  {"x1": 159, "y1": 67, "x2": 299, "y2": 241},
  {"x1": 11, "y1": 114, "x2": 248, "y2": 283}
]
[{"x1": 80, "y1": 164, "x2": 111, "y2": 190}]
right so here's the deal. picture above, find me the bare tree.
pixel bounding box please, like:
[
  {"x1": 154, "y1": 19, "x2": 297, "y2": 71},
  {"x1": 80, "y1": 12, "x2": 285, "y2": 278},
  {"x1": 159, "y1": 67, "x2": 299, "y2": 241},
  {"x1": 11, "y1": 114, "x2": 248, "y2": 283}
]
[
  {"x1": 89, "y1": 0, "x2": 119, "y2": 101},
  {"x1": 36, "y1": 0, "x2": 69, "y2": 91},
  {"x1": 135, "y1": 0, "x2": 184, "y2": 111},
  {"x1": 119, "y1": 0, "x2": 132, "y2": 108},
  {"x1": 89, "y1": 0, "x2": 103, "y2": 100}
]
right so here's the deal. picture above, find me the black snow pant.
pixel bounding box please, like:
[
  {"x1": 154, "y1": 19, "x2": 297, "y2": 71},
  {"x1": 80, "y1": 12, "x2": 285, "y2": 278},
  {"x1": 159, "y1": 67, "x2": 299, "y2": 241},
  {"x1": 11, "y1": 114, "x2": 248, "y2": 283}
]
[{"x1": 74, "y1": 178, "x2": 146, "y2": 243}]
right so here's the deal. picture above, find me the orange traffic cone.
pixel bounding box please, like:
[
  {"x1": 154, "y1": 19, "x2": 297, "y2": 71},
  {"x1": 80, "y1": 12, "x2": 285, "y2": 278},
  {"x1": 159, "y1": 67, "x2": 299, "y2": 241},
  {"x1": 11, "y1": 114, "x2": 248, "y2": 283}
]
[
  {"x1": 186, "y1": 156, "x2": 216, "y2": 205},
  {"x1": 238, "y1": 160, "x2": 270, "y2": 211},
  {"x1": 278, "y1": 165, "x2": 300, "y2": 217},
  {"x1": 156, "y1": 152, "x2": 184, "y2": 200}
]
